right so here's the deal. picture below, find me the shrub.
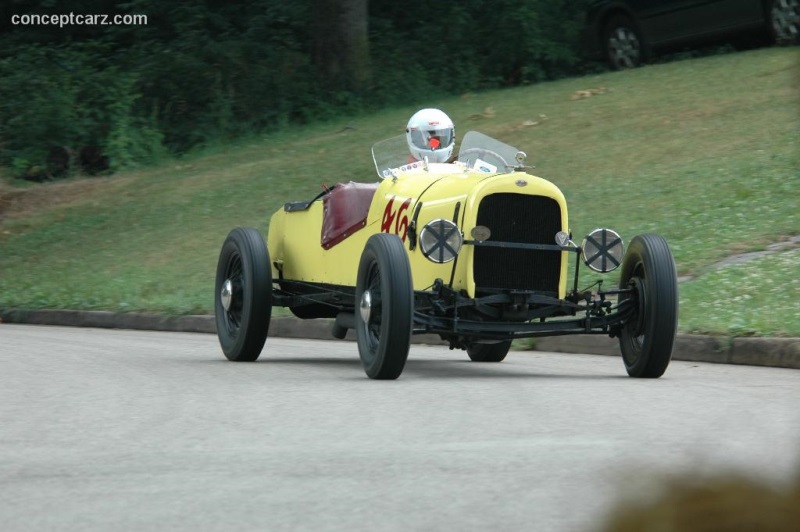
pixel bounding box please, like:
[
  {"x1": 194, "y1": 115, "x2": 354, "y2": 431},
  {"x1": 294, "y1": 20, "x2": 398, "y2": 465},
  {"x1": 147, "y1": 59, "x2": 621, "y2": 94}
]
[{"x1": 0, "y1": 42, "x2": 164, "y2": 178}]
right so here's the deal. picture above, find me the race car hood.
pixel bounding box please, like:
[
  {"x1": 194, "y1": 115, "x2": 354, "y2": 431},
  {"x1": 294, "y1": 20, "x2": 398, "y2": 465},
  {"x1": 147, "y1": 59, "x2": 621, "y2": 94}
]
[{"x1": 366, "y1": 166, "x2": 567, "y2": 237}]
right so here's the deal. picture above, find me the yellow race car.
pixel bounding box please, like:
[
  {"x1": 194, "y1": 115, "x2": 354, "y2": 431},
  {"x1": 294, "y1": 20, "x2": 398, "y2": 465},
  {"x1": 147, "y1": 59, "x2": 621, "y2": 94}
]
[{"x1": 214, "y1": 131, "x2": 678, "y2": 379}]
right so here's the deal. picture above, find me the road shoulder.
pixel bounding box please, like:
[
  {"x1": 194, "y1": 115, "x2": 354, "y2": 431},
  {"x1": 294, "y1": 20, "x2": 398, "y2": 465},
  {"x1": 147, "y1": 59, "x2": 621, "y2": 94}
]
[{"x1": 2, "y1": 308, "x2": 798, "y2": 369}]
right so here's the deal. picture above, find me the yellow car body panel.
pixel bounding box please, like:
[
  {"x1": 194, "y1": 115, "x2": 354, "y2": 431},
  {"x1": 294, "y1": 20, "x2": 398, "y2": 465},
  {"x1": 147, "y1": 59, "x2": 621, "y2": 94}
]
[{"x1": 268, "y1": 163, "x2": 570, "y2": 299}]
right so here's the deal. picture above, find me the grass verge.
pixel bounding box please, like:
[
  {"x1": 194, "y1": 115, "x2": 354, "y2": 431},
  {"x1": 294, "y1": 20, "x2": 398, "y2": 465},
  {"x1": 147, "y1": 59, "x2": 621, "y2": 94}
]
[{"x1": 1, "y1": 47, "x2": 798, "y2": 335}]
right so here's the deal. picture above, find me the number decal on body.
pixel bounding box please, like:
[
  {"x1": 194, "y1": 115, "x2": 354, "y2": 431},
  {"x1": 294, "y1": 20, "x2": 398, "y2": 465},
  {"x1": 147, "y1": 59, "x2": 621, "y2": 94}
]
[{"x1": 381, "y1": 196, "x2": 412, "y2": 242}]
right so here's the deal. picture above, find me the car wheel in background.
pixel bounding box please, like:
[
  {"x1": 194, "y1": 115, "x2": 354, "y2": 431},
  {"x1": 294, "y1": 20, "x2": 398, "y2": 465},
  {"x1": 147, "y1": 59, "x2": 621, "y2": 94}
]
[
  {"x1": 769, "y1": 0, "x2": 800, "y2": 44},
  {"x1": 215, "y1": 227, "x2": 272, "y2": 362},
  {"x1": 355, "y1": 233, "x2": 413, "y2": 380},
  {"x1": 467, "y1": 340, "x2": 512, "y2": 362},
  {"x1": 603, "y1": 15, "x2": 646, "y2": 69},
  {"x1": 617, "y1": 234, "x2": 678, "y2": 378}
]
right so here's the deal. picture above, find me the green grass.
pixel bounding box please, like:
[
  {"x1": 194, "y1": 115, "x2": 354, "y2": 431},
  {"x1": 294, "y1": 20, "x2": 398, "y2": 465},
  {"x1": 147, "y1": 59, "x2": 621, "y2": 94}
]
[
  {"x1": 1, "y1": 47, "x2": 799, "y2": 335},
  {"x1": 680, "y1": 248, "x2": 800, "y2": 337}
]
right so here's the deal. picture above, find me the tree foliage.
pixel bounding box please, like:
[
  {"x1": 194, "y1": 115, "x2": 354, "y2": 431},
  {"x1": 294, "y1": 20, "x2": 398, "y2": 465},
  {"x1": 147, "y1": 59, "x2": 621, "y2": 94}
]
[{"x1": 0, "y1": 0, "x2": 592, "y2": 179}]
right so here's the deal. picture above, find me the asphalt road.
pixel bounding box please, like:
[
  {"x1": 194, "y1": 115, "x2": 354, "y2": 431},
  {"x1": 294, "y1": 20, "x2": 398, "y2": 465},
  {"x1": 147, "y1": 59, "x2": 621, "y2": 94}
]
[{"x1": 2, "y1": 324, "x2": 799, "y2": 532}]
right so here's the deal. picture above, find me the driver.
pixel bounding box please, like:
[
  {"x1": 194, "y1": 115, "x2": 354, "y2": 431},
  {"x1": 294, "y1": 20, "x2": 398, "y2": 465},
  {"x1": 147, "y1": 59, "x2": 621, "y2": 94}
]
[{"x1": 406, "y1": 108, "x2": 455, "y2": 163}]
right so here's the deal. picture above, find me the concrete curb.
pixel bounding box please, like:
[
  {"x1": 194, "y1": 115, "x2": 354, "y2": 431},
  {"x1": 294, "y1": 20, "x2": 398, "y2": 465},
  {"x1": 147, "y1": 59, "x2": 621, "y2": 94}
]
[
  {"x1": 535, "y1": 334, "x2": 800, "y2": 369},
  {"x1": 2, "y1": 309, "x2": 798, "y2": 370}
]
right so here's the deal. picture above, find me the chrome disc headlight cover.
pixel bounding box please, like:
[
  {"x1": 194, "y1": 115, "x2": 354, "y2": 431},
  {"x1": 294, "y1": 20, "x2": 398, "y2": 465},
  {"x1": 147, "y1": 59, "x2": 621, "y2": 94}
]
[
  {"x1": 419, "y1": 219, "x2": 463, "y2": 263},
  {"x1": 581, "y1": 228, "x2": 624, "y2": 273}
]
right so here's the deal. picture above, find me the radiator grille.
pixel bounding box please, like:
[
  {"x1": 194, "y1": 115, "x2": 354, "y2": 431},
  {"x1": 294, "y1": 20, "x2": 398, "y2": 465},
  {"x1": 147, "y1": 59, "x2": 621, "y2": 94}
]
[{"x1": 474, "y1": 193, "x2": 562, "y2": 294}]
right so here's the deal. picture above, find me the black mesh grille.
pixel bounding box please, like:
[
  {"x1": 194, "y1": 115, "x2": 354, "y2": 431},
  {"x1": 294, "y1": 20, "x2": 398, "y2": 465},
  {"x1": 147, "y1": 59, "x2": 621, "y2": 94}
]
[{"x1": 474, "y1": 193, "x2": 562, "y2": 294}]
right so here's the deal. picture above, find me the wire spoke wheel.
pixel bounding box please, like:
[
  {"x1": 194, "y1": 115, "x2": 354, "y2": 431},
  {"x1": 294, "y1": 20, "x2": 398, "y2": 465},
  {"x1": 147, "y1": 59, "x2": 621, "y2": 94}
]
[
  {"x1": 214, "y1": 227, "x2": 272, "y2": 362},
  {"x1": 355, "y1": 233, "x2": 413, "y2": 380},
  {"x1": 617, "y1": 234, "x2": 678, "y2": 378},
  {"x1": 221, "y1": 254, "x2": 244, "y2": 336},
  {"x1": 364, "y1": 263, "x2": 383, "y2": 353}
]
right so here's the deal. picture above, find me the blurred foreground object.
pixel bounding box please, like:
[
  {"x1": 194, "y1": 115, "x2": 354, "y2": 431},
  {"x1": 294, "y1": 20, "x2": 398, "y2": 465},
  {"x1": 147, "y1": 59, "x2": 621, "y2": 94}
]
[{"x1": 602, "y1": 473, "x2": 800, "y2": 532}]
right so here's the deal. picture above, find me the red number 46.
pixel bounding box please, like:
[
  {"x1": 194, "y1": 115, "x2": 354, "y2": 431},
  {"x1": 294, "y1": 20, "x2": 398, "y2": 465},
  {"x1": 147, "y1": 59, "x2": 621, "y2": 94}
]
[{"x1": 381, "y1": 196, "x2": 412, "y2": 242}]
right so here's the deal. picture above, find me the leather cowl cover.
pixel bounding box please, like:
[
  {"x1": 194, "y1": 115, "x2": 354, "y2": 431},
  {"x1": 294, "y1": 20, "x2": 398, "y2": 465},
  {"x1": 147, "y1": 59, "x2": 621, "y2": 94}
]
[{"x1": 321, "y1": 182, "x2": 379, "y2": 249}]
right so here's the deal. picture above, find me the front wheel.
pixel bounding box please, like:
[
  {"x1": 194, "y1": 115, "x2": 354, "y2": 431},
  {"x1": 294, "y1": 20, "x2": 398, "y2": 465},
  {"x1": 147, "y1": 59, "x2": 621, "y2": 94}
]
[
  {"x1": 467, "y1": 341, "x2": 512, "y2": 362},
  {"x1": 617, "y1": 234, "x2": 678, "y2": 378},
  {"x1": 215, "y1": 227, "x2": 272, "y2": 362},
  {"x1": 355, "y1": 233, "x2": 413, "y2": 379}
]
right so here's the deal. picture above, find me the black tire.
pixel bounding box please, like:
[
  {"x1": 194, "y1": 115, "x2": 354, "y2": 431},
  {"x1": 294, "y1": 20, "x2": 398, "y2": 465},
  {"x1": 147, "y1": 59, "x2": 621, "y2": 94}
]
[
  {"x1": 355, "y1": 233, "x2": 413, "y2": 379},
  {"x1": 769, "y1": 0, "x2": 800, "y2": 44},
  {"x1": 603, "y1": 15, "x2": 647, "y2": 69},
  {"x1": 617, "y1": 234, "x2": 678, "y2": 378},
  {"x1": 215, "y1": 227, "x2": 272, "y2": 362},
  {"x1": 467, "y1": 341, "x2": 512, "y2": 362}
]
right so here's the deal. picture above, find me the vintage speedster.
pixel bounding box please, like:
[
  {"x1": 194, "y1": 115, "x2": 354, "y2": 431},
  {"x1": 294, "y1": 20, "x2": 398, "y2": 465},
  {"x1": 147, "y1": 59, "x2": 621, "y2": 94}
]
[{"x1": 214, "y1": 131, "x2": 678, "y2": 379}]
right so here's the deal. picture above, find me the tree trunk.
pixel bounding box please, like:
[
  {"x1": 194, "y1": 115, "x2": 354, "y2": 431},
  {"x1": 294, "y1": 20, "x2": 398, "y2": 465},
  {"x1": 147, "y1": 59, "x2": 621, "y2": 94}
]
[{"x1": 312, "y1": 0, "x2": 371, "y2": 92}]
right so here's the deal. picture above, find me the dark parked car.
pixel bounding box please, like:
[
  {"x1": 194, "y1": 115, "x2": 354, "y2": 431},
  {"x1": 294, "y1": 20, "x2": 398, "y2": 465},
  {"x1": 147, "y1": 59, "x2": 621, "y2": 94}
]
[{"x1": 584, "y1": 0, "x2": 799, "y2": 69}]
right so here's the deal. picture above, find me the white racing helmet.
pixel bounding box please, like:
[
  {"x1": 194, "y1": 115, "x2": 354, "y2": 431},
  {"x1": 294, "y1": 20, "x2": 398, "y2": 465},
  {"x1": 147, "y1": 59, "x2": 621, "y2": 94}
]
[{"x1": 406, "y1": 108, "x2": 455, "y2": 163}]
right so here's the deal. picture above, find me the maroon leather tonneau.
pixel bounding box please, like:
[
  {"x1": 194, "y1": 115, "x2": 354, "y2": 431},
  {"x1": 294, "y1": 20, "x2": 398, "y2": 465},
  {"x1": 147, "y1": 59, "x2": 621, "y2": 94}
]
[{"x1": 321, "y1": 182, "x2": 379, "y2": 249}]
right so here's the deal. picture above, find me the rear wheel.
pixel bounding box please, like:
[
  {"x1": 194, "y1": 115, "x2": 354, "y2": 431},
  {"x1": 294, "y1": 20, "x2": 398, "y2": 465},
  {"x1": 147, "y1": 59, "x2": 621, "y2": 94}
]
[
  {"x1": 617, "y1": 234, "x2": 678, "y2": 378},
  {"x1": 467, "y1": 341, "x2": 512, "y2": 362},
  {"x1": 355, "y1": 233, "x2": 413, "y2": 379},
  {"x1": 215, "y1": 227, "x2": 272, "y2": 362},
  {"x1": 603, "y1": 15, "x2": 647, "y2": 69}
]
